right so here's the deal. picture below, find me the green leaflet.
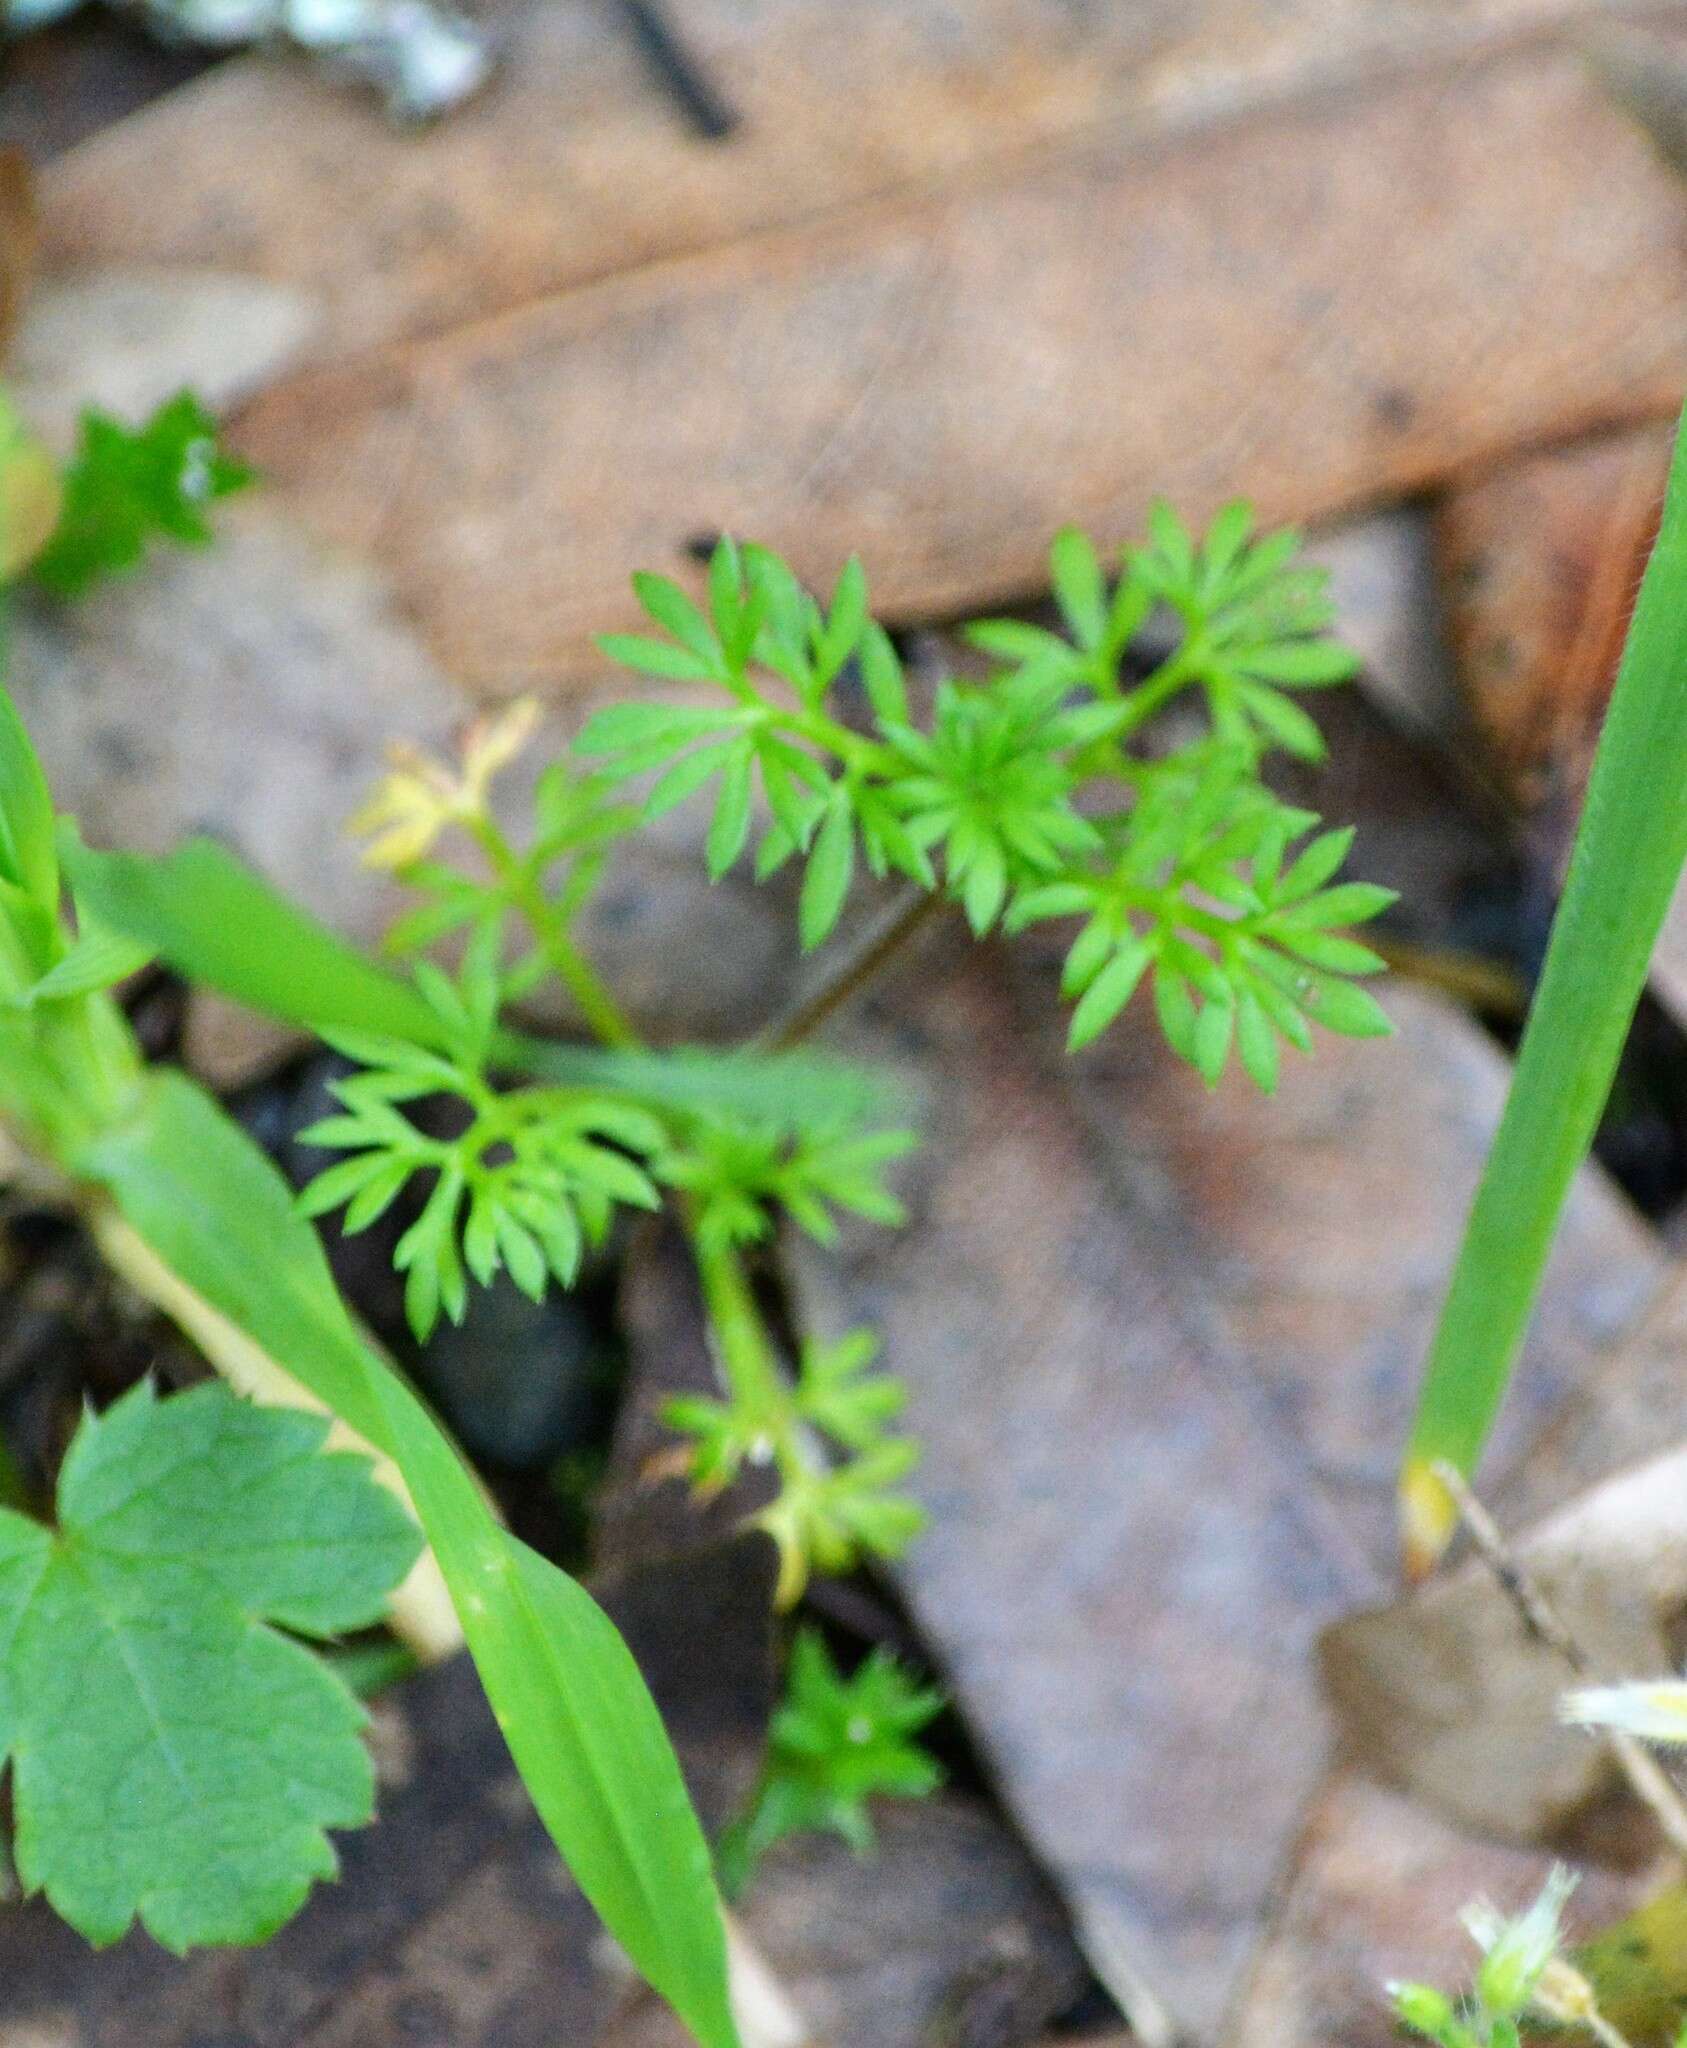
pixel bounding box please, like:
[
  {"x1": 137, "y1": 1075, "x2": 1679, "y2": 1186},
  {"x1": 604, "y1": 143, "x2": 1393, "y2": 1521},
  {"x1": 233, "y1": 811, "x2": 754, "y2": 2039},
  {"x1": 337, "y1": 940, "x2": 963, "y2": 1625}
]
[
  {"x1": 0, "y1": 669, "x2": 57, "y2": 919},
  {"x1": 590, "y1": 524, "x2": 1388, "y2": 1086},
  {"x1": 19, "y1": 921, "x2": 154, "y2": 1007},
  {"x1": 0, "y1": 645, "x2": 62, "y2": 991},
  {"x1": 1400, "y1": 399, "x2": 1687, "y2": 1574},
  {"x1": 0, "y1": 1381, "x2": 419, "y2": 1951},
  {"x1": 77, "y1": 1071, "x2": 739, "y2": 2048},
  {"x1": 31, "y1": 393, "x2": 253, "y2": 600}
]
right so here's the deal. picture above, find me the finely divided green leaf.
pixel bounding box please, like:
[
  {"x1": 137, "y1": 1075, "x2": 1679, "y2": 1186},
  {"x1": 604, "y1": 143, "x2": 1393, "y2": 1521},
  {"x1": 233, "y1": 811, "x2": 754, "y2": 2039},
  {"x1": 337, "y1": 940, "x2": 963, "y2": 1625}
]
[
  {"x1": 1050, "y1": 527, "x2": 1106, "y2": 649},
  {"x1": 706, "y1": 747, "x2": 754, "y2": 877},
  {"x1": 799, "y1": 797, "x2": 855, "y2": 951},
  {"x1": 596, "y1": 635, "x2": 725, "y2": 684},
  {"x1": 22, "y1": 923, "x2": 153, "y2": 1005},
  {"x1": 632, "y1": 573, "x2": 717, "y2": 660}
]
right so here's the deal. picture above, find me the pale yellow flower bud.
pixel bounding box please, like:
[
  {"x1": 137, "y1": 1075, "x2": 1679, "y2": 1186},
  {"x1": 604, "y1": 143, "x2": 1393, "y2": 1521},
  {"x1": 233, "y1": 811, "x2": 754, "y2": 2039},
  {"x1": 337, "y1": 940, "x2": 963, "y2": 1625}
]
[{"x1": 349, "y1": 699, "x2": 541, "y2": 871}]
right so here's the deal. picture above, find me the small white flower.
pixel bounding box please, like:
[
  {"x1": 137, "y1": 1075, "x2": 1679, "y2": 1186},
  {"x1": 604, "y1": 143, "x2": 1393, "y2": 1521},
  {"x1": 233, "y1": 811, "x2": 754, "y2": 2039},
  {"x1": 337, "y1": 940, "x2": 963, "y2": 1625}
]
[{"x1": 1562, "y1": 1678, "x2": 1687, "y2": 1745}]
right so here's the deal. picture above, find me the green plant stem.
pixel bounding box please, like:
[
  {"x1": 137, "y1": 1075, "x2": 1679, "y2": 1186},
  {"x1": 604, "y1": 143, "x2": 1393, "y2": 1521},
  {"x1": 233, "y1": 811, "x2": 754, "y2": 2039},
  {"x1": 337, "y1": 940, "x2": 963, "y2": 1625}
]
[
  {"x1": 1113, "y1": 640, "x2": 1202, "y2": 740},
  {"x1": 470, "y1": 819, "x2": 640, "y2": 1050},
  {"x1": 778, "y1": 702, "x2": 888, "y2": 779},
  {"x1": 474, "y1": 812, "x2": 819, "y2": 1512},
  {"x1": 1400, "y1": 399, "x2": 1687, "y2": 1577},
  {"x1": 688, "y1": 1224, "x2": 805, "y2": 1469}
]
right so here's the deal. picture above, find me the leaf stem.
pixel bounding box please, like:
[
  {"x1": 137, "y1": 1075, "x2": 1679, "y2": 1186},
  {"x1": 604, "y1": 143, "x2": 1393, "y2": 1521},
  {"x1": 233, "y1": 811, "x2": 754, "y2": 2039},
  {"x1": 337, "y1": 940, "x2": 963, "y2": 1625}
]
[
  {"x1": 471, "y1": 812, "x2": 824, "y2": 1527},
  {"x1": 688, "y1": 1222, "x2": 804, "y2": 1467},
  {"x1": 469, "y1": 818, "x2": 640, "y2": 1050},
  {"x1": 1111, "y1": 639, "x2": 1203, "y2": 741},
  {"x1": 776, "y1": 702, "x2": 891, "y2": 780}
]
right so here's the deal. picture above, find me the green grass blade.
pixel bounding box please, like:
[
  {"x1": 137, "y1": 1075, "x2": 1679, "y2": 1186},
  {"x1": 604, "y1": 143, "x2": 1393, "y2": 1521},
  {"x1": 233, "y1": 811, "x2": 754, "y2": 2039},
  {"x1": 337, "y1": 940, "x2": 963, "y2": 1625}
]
[
  {"x1": 60, "y1": 831, "x2": 442, "y2": 1045},
  {"x1": 0, "y1": 669, "x2": 57, "y2": 917},
  {"x1": 76, "y1": 1071, "x2": 739, "y2": 2048},
  {"x1": 1400, "y1": 400, "x2": 1687, "y2": 1575}
]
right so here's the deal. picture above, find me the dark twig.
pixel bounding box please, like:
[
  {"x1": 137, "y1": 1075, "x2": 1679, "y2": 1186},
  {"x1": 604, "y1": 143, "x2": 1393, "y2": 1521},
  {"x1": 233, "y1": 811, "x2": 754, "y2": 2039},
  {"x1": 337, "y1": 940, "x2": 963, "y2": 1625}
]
[
  {"x1": 763, "y1": 889, "x2": 944, "y2": 1050},
  {"x1": 617, "y1": 0, "x2": 740, "y2": 140}
]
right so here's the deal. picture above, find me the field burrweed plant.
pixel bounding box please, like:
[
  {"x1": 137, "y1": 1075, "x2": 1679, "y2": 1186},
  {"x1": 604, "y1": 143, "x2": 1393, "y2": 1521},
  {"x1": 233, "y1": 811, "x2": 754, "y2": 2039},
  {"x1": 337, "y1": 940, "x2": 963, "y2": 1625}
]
[
  {"x1": 0, "y1": 388, "x2": 1396, "y2": 2042},
  {"x1": 284, "y1": 519, "x2": 1397, "y2": 1604}
]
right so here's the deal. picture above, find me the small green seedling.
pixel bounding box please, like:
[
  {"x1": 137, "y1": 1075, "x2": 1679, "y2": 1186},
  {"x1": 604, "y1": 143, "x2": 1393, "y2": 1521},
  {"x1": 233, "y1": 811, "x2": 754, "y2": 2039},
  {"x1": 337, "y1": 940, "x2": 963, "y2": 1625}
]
[
  {"x1": 1390, "y1": 1866, "x2": 1673, "y2": 2048},
  {"x1": 31, "y1": 392, "x2": 253, "y2": 599},
  {"x1": 1392, "y1": 1875, "x2": 1629, "y2": 2048},
  {"x1": 717, "y1": 1627, "x2": 944, "y2": 1898},
  {"x1": 280, "y1": 515, "x2": 1394, "y2": 1604}
]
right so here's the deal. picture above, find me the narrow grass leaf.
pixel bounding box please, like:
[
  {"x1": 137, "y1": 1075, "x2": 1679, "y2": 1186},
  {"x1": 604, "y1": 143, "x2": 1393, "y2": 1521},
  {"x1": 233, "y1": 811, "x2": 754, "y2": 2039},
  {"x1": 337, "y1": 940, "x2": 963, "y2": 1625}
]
[
  {"x1": 1400, "y1": 401, "x2": 1687, "y2": 1576},
  {"x1": 62, "y1": 832, "x2": 439, "y2": 1045}
]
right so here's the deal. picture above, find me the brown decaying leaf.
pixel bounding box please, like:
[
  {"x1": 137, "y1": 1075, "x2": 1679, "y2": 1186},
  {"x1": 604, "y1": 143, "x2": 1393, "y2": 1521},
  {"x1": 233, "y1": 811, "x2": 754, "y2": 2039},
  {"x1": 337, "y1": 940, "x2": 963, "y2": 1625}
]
[
  {"x1": 782, "y1": 897, "x2": 1658, "y2": 2039},
  {"x1": 34, "y1": 17, "x2": 1687, "y2": 692},
  {"x1": 40, "y1": 0, "x2": 1608, "y2": 366},
  {"x1": 0, "y1": 145, "x2": 37, "y2": 360},
  {"x1": 8, "y1": 266, "x2": 321, "y2": 452},
  {"x1": 203, "y1": 46, "x2": 1687, "y2": 692},
  {"x1": 1434, "y1": 425, "x2": 1672, "y2": 822}
]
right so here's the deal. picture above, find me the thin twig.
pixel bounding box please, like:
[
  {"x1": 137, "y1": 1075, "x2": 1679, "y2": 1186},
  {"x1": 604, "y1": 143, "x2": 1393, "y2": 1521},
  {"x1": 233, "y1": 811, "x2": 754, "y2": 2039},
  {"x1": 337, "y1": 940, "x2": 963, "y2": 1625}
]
[
  {"x1": 617, "y1": 0, "x2": 740, "y2": 138},
  {"x1": 762, "y1": 889, "x2": 944, "y2": 1050},
  {"x1": 1431, "y1": 1460, "x2": 1687, "y2": 1864}
]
